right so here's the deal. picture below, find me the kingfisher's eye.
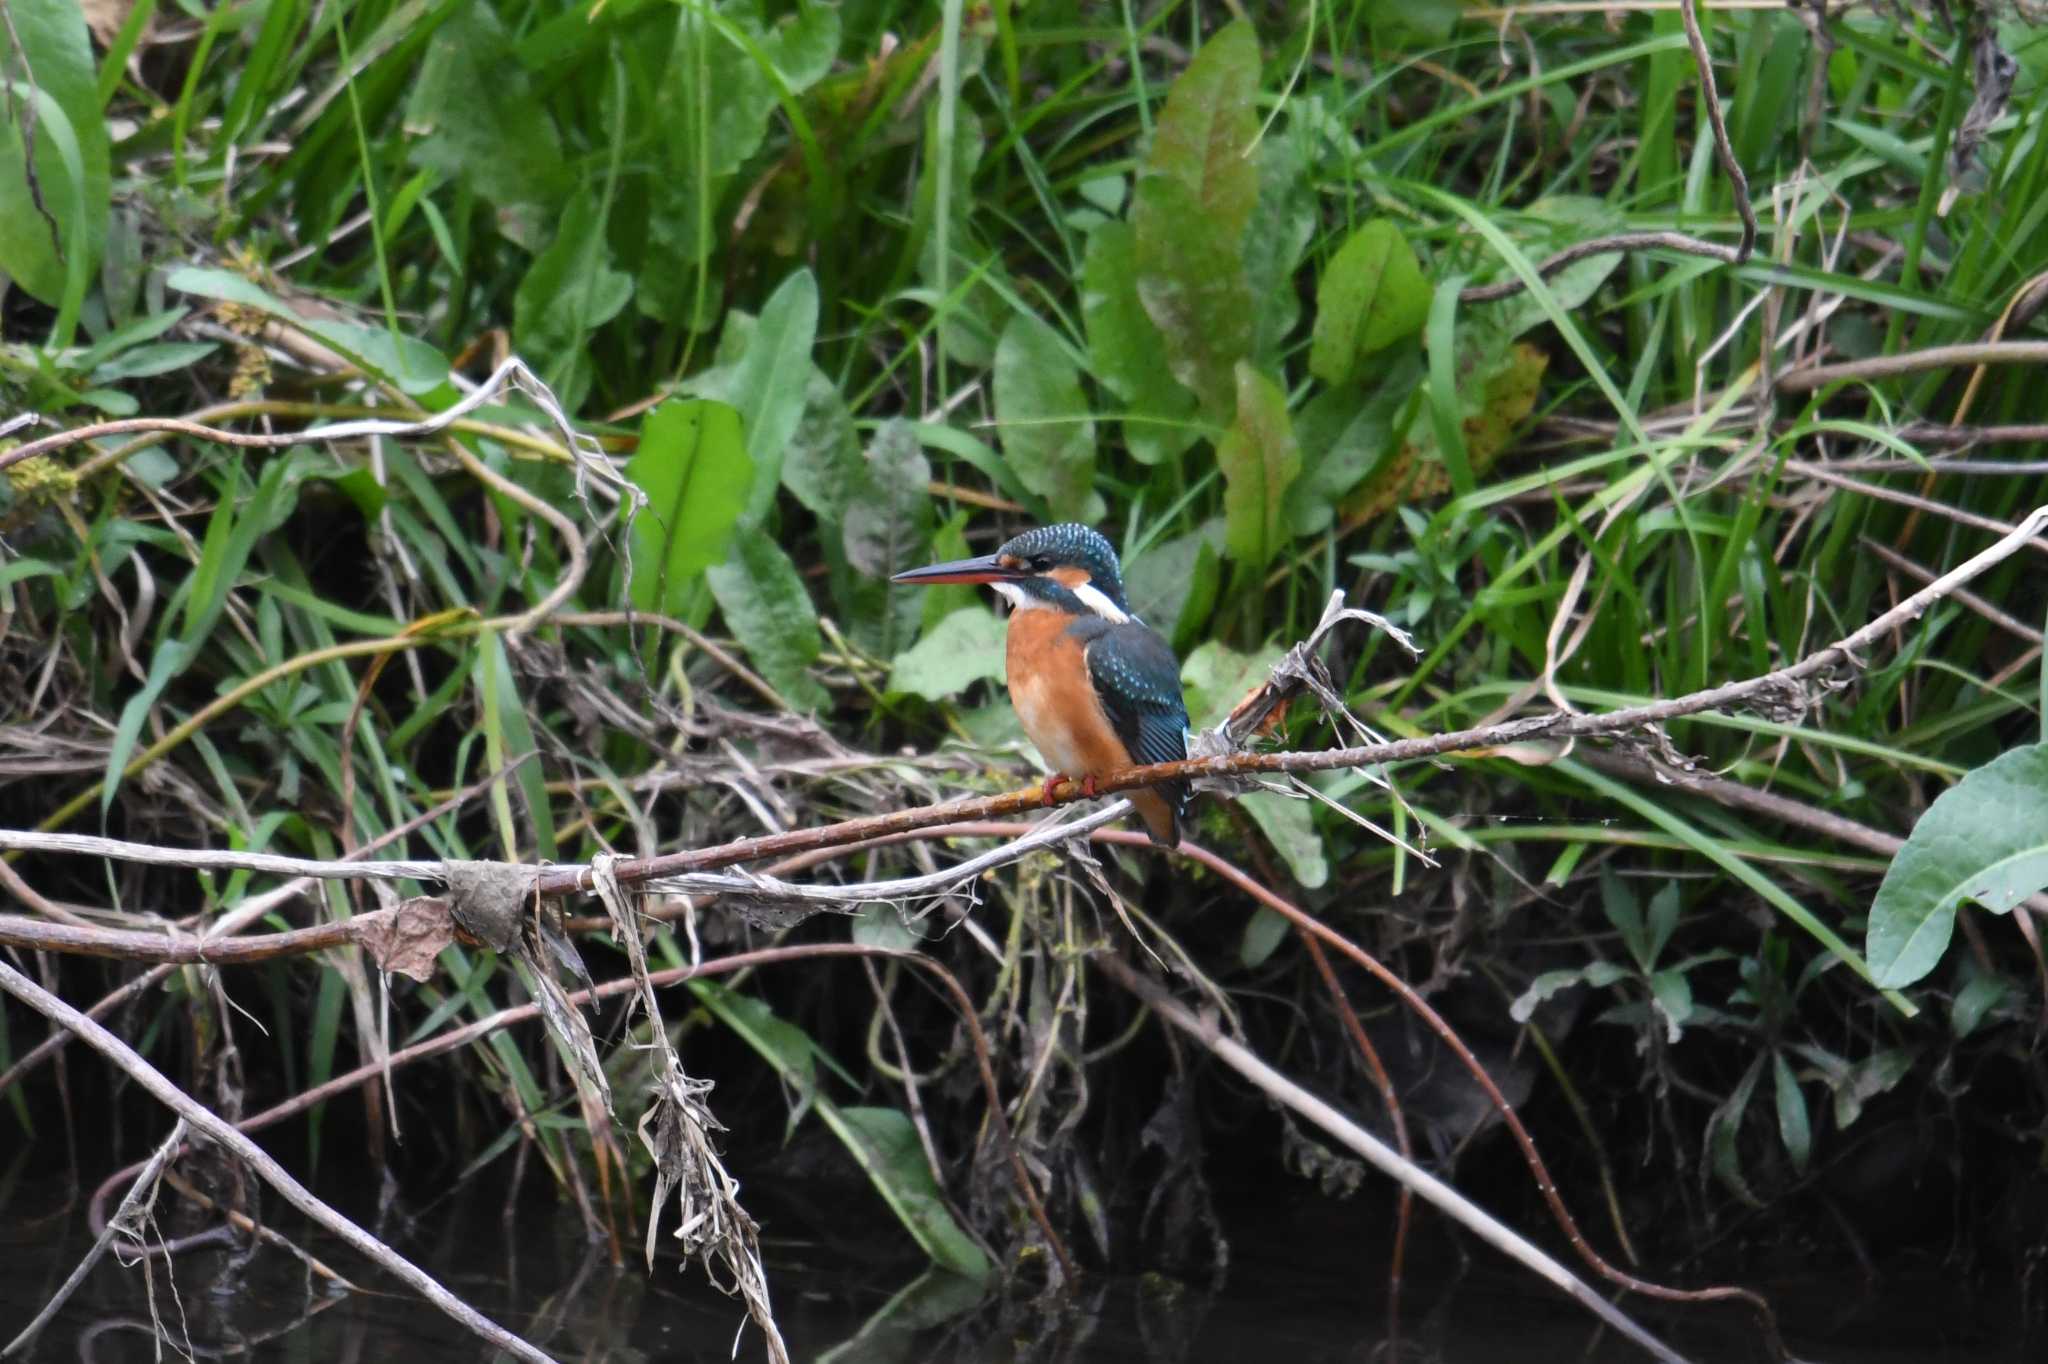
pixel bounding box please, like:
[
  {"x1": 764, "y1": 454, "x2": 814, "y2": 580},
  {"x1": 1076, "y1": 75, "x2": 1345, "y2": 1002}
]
[{"x1": 1031, "y1": 555, "x2": 1054, "y2": 572}]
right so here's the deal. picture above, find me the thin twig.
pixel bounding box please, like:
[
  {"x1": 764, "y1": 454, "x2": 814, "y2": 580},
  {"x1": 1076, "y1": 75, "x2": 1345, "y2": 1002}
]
[
  {"x1": 0, "y1": 756, "x2": 529, "y2": 1094},
  {"x1": 1459, "y1": 230, "x2": 1741, "y2": 303},
  {"x1": 0, "y1": 959, "x2": 555, "y2": 1364},
  {"x1": 520, "y1": 500, "x2": 2046, "y2": 896},
  {"x1": 1680, "y1": 0, "x2": 1758, "y2": 262},
  {"x1": 75, "y1": 942, "x2": 1073, "y2": 1288},
  {"x1": 14, "y1": 504, "x2": 2047, "y2": 918},
  {"x1": 1776, "y1": 341, "x2": 2048, "y2": 394},
  {"x1": 0, "y1": 911, "x2": 359, "y2": 963},
  {"x1": 3, "y1": 1121, "x2": 187, "y2": 1358},
  {"x1": 1786, "y1": 464, "x2": 2048, "y2": 553},
  {"x1": 1095, "y1": 955, "x2": 1695, "y2": 1364},
  {"x1": 1825, "y1": 446, "x2": 2048, "y2": 467},
  {"x1": 1862, "y1": 539, "x2": 2044, "y2": 646}
]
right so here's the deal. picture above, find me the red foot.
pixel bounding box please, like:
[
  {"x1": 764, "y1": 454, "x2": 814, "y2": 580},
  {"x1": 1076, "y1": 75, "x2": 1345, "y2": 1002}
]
[{"x1": 1041, "y1": 773, "x2": 1099, "y2": 804}]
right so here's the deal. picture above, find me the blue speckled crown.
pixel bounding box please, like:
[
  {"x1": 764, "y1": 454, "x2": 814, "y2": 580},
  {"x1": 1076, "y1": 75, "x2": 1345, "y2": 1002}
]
[{"x1": 997, "y1": 524, "x2": 1125, "y2": 604}]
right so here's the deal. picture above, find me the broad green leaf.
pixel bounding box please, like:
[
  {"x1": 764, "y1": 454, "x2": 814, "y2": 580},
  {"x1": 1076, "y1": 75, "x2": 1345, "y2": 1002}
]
[
  {"x1": 1772, "y1": 1052, "x2": 1811, "y2": 1174},
  {"x1": 706, "y1": 537, "x2": 828, "y2": 711},
  {"x1": 1239, "y1": 906, "x2": 1289, "y2": 969},
  {"x1": 73, "y1": 306, "x2": 189, "y2": 370},
  {"x1": 165, "y1": 267, "x2": 448, "y2": 394},
  {"x1": 405, "y1": 1, "x2": 568, "y2": 239},
  {"x1": 625, "y1": 400, "x2": 752, "y2": 617},
  {"x1": 1243, "y1": 125, "x2": 1316, "y2": 363},
  {"x1": 837, "y1": 421, "x2": 931, "y2": 660},
  {"x1": 1467, "y1": 197, "x2": 1628, "y2": 346},
  {"x1": 1867, "y1": 743, "x2": 2048, "y2": 987},
  {"x1": 1950, "y1": 973, "x2": 2009, "y2": 1039},
  {"x1": 1181, "y1": 640, "x2": 1285, "y2": 729},
  {"x1": 1132, "y1": 173, "x2": 1253, "y2": 416},
  {"x1": 1081, "y1": 221, "x2": 1197, "y2": 466},
  {"x1": 1829, "y1": 1047, "x2": 1916, "y2": 1128},
  {"x1": 1283, "y1": 361, "x2": 1419, "y2": 535},
  {"x1": 993, "y1": 312, "x2": 1100, "y2": 522},
  {"x1": 843, "y1": 420, "x2": 932, "y2": 581},
  {"x1": 1309, "y1": 221, "x2": 1430, "y2": 386},
  {"x1": 1123, "y1": 520, "x2": 1224, "y2": 638},
  {"x1": 781, "y1": 364, "x2": 866, "y2": 525},
  {"x1": 1601, "y1": 869, "x2": 1648, "y2": 970},
  {"x1": 1646, "y1": 883, "x2": 1681, "y2": 966},
  {"x1": 719, "y1": 269, "x2": 820, "y2": 524},
  {"x1": 1145, "y1": 19, "x2": 1260, "y2": 237},
  {"x1": 513, "y1": 188, "x2": 634, "y2": 413},
  {"x1": 1240, "y1": 791, "x2": 1328, "y2": 889},
  {"x1": 90, "y1": 341, "x2": 218, "y2": 384},
  {"x1": 0, "y1": 0, "x2": 109, "y2": 332},
  {"x1": 888, "y1": 607, "x2": 1007, "y2": 701},
  {"x1": 834, "y1": 1107, "x2": 991, "y2": 1279},
  {"x1": 660, "y1": 0, "x2": 838, "y2": 187},
  {"x1": 854, "y1": 902, "x2": 924, "y2": 951},
  {"x1": 1214, "y1": 362, "x2": 1299, "y2": 569}
]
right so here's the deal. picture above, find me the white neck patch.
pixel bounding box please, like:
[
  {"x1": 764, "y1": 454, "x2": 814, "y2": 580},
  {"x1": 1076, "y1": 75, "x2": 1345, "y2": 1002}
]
[{"x1": 1072, "y1": 581, "x2": 1129, "y2": 624}]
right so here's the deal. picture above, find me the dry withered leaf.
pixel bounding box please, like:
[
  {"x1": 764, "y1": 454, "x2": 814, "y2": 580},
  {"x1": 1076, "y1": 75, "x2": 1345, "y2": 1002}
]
[{"x1": 355, "y1": 897, "x2": 457, "y2": 982}]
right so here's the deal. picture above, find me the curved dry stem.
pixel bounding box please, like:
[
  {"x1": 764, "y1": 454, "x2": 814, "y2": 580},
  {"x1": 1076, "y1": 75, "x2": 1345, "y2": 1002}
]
[
  {"x1": 1680, "y1": 0, "x2": 1757, "y2": 262},
  {"x1": 1459, "y1": 230, "x2": 1741, "y2": 304},
  {"x1": 1776, "y1": 340, "x2": 2048, "y2": 394}
]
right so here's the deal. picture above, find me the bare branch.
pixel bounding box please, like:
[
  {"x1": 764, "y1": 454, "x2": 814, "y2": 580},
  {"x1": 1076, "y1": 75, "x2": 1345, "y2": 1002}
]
[
  {"x1": 527, "y1": 498, "x2": 2045, "y2": 895},
  {"x1": 1460, "y1": 230, "x2": 1742, "y2": 304},
  {"x1": 3, "y1": 1121, "x2": 188, "y2": 1358},
  {"x1": 10, "y1": 502, "x2": 2046, "y2": 919},
  {"x1": 1095, "y1": 954, "x2": 1696, "y2": 1364},
  {"x1": 1680, "y1": 0, "x2": 1757, "y2": 262},
  {"x1": 0, "y1": 959, "x2": 556, "y2": 1364},
  {"x1": 1776, "y1": 341, "x2": 2048, "y2": 394}
]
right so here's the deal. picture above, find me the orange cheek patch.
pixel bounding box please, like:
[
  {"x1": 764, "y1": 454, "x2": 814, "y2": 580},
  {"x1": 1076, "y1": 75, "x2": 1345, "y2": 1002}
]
[{"x1": 1049, "y1": 566, "x2": 1090, "y2": 590}]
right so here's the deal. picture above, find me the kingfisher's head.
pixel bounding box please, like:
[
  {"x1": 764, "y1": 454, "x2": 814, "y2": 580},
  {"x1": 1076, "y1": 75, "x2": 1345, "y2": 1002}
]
[{"x1": 891, "y1": 523, "x2": 1132, "y2": 622}]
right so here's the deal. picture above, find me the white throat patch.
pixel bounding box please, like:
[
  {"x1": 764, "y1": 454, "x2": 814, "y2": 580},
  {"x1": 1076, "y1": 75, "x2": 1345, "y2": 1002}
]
[
  {"x1": 1072, "y1": 581, "x2": 1130, "y2": 623},
  {"x1": 991, "y1": 582, "x2": 1040, "y2": 611}
]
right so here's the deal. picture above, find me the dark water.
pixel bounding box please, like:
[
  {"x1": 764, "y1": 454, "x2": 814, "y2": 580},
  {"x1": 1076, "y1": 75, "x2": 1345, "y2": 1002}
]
[{"x1": 2, "y1": 1163, "x2": 2036, "y2": 1364}]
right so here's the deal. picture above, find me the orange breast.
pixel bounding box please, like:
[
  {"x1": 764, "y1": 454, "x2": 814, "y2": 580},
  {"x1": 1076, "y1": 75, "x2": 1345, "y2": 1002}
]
[{"x1": 1006, "y1": 610, "x2": 1130, "y2": 782}]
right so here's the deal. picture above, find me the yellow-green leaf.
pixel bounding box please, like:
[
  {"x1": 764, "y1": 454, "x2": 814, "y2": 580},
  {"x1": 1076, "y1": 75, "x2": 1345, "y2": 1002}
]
[
  {"x1": 1309, "y1": 221, "x2": 1430, "y2": 386},
  {"x1": 626, "y1": 400, "x2": 752, "y2": 618}
]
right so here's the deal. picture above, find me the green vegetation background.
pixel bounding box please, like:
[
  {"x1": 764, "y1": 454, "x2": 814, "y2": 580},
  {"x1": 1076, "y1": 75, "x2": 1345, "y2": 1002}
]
[{"x1": 5, "y1": 0, "x2": 2048, "y2": 1286}]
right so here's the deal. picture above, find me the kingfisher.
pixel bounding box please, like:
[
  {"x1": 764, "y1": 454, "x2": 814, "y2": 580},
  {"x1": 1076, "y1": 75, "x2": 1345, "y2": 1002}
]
[{"x1": 892, "y1": 524, "x2": 1191, "y2": 847}]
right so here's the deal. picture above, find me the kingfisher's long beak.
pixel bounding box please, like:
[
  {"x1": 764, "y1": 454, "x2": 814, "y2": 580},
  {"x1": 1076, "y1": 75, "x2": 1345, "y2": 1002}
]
[{"x1": 890, "y1": 553, "x2": 1025, "y2": 585}]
